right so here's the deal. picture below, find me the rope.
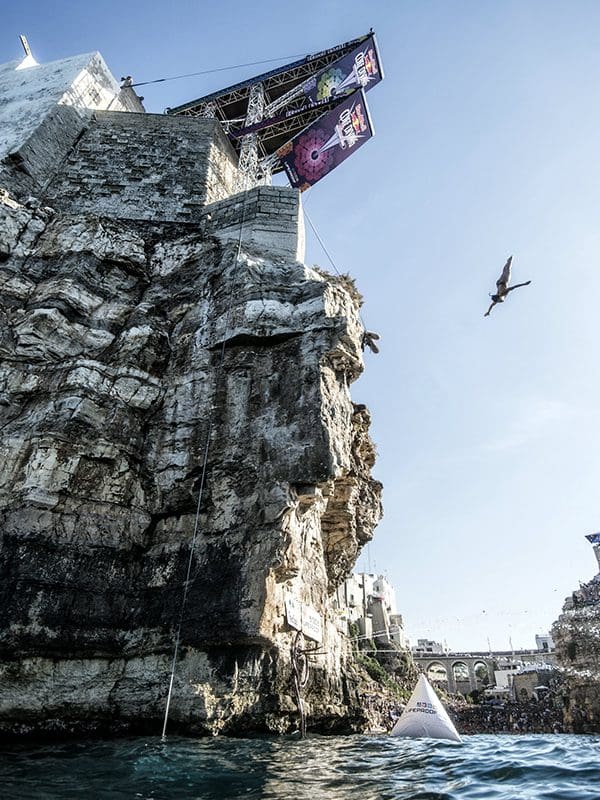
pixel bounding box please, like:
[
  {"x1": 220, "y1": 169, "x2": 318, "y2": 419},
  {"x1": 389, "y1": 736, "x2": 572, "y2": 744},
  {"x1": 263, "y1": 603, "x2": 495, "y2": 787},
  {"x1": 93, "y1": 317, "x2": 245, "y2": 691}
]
[
  {"x1": 303, "y1": 208, "x2": 345, "y2": 280},
  {"x1": 130, "y1": 54, "x2": 306, "y2": 88},
  {"x1": 349, "y1": 626, "x2": 405, "y2": 642},
  {"x1": 291, "y1": 631, "x2": 309, "y2": 738},
  {"x1": 159, "y1": 203, "x2": 369, "y2": 739},
  {"x1": 161, "y1": 190, "x2": 250, "y2": 741},
  {"x1": 304, "y1": 209, "x2": 380, "y2": 353}
]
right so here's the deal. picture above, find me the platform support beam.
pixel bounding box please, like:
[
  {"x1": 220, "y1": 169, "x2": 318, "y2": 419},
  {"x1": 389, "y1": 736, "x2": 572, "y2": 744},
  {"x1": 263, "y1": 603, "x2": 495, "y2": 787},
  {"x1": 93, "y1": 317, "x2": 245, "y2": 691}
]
[{"x1": 236, "y1": 82, "x2": 265, "y2": 192}]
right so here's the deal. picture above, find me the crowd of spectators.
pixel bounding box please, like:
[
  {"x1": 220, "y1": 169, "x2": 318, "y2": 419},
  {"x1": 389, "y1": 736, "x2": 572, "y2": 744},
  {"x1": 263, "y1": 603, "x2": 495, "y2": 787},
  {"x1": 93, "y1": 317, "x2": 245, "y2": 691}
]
[
  {"x1": 452, "y1": 695, "x2": 564, "y2": 734},
  {"x1": 369, "y1": 678, "x2": 568, "y2": 735}
]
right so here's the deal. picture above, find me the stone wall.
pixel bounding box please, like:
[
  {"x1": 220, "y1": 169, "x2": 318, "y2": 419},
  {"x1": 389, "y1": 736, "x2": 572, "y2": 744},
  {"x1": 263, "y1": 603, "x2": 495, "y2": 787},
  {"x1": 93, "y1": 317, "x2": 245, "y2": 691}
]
[
  {"x1": 0, "y1": 103, "x2": 88, "y2": 196},
  {"x1": 202, "y1": 186, "x2": 305, "y2": 262},
  {"x1": 44, "y1": 112, "x2": 238, "y2": 222}
]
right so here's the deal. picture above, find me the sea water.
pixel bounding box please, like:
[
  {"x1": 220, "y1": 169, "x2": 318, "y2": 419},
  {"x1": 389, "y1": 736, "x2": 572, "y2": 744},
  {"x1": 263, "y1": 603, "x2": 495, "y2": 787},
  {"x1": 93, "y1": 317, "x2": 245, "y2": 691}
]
[{"x1": 1, "y1": 733, "x2": 599, "y2": 799}]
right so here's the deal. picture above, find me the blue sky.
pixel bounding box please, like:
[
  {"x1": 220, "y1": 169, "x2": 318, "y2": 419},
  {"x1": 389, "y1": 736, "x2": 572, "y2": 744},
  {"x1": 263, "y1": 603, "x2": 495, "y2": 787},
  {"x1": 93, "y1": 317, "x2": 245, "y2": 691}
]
[{"x1": 3, "y1": 1, "x2": 600, "y2": 652}]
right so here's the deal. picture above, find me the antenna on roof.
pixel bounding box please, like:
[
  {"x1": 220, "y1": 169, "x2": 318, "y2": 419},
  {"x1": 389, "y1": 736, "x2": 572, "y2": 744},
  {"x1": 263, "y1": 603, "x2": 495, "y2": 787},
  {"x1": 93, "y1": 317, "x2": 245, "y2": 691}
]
[
  {"x1": 16, "y1": 35, "x2": 38, "y2": 70},
  {"x1": 19, "y1": 35, "x2": 32, "y2": 58}
]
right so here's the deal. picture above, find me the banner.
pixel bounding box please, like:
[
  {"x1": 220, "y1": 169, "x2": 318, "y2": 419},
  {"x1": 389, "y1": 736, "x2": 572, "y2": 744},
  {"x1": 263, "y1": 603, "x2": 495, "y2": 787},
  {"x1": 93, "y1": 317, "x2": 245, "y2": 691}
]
[
  {"x1": 585, "y1": 533, "x2": 600, "y2": 544},
  {"x1": 285, "y1": 595, "x2": 323, "y2": 643},
  {"x1": 303, "y1": 34, "x2": 383, "y2": 105},
  {"x1": 230, "y1": 36, "x2": 382, "y2": 140},
  {"x1": 277, "y1": 89, "x2": 374, "y2": 190}
]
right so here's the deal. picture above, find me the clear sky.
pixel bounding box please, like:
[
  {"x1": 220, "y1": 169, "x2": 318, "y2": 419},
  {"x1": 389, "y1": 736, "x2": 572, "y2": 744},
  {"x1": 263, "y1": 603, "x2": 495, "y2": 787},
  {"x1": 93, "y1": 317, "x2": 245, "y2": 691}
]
[{"x1": 3, "y1": 0, "x2": 600, "y2": 652}]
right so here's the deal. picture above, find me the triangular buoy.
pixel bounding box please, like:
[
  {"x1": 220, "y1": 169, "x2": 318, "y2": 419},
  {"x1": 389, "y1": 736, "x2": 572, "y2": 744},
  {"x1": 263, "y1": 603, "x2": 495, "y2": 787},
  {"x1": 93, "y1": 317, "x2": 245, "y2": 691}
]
[{"x1": 390, "y1": 674, "x2": 461, "y2": 742}]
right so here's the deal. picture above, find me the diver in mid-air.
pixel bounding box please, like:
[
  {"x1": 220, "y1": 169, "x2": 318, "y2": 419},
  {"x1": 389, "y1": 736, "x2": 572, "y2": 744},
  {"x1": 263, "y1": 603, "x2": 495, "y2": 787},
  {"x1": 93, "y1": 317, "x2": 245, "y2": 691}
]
[{"x1": 484, "y1": 256, "x2": 531, "y2": 317}]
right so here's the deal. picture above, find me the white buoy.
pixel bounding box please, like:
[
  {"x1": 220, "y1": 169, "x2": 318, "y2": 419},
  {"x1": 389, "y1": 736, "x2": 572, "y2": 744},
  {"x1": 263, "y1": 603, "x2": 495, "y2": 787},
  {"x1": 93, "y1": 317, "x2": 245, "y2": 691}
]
[{"x1": 390, "y1": 674, "x2": 461, "y2": 742}]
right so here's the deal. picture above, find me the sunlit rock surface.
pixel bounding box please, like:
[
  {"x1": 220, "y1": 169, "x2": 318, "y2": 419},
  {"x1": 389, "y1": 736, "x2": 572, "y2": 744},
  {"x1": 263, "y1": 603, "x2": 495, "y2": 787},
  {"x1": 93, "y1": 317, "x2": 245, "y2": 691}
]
[
  {"x1": 552, "y1": 553, "x2": 600, "y2": 733},
  {"x1": 0, "y1": 182, "x2": 382, "y2": 736}
]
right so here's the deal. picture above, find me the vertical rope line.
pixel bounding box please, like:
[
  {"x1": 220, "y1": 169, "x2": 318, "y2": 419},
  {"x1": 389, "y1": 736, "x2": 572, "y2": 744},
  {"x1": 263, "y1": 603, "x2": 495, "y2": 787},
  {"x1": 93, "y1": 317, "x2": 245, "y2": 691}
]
[
  {"x1": 303, "y1": 208, "x2": 343, "y2": 278},
  {"x1": 304, "y1": 209, "x2": 370, "y2": 333},
  {"x1": 161, "y1": 189, "x2": 250, "y2": 740},
  {"x1": 291, "y1": 631, "x2": 308, "y2": 737}
]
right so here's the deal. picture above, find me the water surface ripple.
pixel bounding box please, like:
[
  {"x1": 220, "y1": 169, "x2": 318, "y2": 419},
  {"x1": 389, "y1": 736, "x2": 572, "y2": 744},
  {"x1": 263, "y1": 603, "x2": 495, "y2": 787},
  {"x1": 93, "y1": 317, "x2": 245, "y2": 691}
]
[{"x1": 1, "y1": 733, "x2": 599, "y2": 799}]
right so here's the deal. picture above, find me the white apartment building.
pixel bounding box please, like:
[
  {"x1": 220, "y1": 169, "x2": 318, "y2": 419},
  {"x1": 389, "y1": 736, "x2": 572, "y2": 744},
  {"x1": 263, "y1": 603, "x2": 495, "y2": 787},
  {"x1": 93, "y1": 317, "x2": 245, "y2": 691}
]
[{"x1": 334, "y1": 572, "x2": 406, "y2": 648}]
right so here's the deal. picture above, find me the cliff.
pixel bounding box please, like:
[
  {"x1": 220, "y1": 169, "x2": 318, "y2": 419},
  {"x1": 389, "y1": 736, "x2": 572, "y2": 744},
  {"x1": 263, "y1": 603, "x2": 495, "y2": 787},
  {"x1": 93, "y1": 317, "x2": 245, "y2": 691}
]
[
  {"x1": 0, "y1": 66, "x2": 382, "y2": 737},
  {"x1": 551, "y1": 554, "x2": 600, "y2": 734}
]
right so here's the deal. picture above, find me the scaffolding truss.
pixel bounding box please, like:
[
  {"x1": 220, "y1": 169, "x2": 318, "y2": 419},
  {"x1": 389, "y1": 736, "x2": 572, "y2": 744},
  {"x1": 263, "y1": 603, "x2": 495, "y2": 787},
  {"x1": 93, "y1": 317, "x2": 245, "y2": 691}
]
[{"x1": 166, "y1": 33, "x2": 373, "y2": 188}]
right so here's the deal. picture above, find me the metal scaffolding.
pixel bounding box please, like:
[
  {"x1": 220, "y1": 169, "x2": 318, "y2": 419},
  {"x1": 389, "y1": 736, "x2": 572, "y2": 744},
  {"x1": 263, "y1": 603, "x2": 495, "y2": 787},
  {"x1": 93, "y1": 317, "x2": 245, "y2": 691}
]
[
  {"x1": 235, "y1": 82, "x2": 265, "y2": 191},
  {"x1": 167, "y1": 32, "x2": 374, "y2": 191}
]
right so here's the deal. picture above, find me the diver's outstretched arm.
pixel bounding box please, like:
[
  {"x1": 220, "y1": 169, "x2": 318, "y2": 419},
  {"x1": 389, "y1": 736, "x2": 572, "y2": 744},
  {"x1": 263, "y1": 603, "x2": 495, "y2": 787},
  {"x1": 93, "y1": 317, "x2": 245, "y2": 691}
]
[{"x1": 484, "y1": 301, "x2": 496, "y2": 317}]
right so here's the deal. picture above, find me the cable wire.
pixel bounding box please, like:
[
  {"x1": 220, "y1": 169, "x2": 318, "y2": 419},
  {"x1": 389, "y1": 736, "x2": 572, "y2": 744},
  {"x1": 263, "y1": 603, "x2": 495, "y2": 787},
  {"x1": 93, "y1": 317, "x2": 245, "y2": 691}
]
[
  {"x1": 161, "y1": 192, "x2": 250, "y2": 741},
  {"x1": 303, "y1": 208, "x2": 345, "y2": 279},
  {"x1": 131, "y1": 54, "x2": 306, "y2": 87},
  {"x1": 304, "y1": 207, "x2": 379, "y2": 353},
  {"x1": 349, "y1": 626, "x2": 405, "y2": 642}
]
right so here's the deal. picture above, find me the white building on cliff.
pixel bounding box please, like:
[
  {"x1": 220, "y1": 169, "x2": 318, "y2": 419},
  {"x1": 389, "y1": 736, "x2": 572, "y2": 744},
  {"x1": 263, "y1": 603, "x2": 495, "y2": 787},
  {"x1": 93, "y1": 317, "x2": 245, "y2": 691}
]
[{"x1": 334, "y1": 572, "x2": 407, "y2": 647}]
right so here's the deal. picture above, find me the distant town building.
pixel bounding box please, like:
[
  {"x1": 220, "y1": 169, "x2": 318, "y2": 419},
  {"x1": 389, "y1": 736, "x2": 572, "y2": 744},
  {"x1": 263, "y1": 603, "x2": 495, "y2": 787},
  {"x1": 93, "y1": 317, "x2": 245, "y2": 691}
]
[
  {"x1": 411, "y1": 638, "x2": 447, "y2": 656},
  {"x1": 511, "y1": 665, "x2": 556, "y2": 702},
  {"x1": 411, "y1": 635, "x2": 556, "y2": 698},
  {"x1": 492, "y1": 661, "x2": 522, "y2": 692},
  {"x1": 334, "y1": 572, "x2": 407, "y2": 648},
  {"x1": 535, "y1": 633, "x2": 555, "y2": 652}
]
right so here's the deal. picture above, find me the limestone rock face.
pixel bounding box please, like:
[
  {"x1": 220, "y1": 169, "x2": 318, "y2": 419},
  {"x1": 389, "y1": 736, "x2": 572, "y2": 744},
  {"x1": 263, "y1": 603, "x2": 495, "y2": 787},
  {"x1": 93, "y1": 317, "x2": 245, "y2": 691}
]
[
  {"x1": 0, "y1": 185, "x2": 382, "y2": 737},
  {"x1": 551, "y1": 567, "x2": 600, "y2": 733}
]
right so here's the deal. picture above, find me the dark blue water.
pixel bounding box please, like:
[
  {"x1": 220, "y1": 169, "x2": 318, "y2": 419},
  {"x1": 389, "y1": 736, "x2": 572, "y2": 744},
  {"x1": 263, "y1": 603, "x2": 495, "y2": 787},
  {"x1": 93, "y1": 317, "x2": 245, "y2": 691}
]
[{"x1": 1, "y1": 734, "x2": 599, "y2": 800}]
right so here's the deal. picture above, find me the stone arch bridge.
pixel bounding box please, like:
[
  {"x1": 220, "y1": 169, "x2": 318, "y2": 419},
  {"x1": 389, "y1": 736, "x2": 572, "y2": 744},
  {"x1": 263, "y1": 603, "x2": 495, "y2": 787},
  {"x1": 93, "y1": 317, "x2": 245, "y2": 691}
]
[{"x1": 412, "y1": 654, "x2": 496, "y2": 695}]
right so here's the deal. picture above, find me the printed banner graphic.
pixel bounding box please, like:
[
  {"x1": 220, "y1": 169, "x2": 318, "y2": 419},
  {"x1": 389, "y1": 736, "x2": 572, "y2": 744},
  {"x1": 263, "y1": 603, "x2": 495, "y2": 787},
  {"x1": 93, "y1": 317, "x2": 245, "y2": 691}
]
[
  {"x1": 303, "y1": 34, "x2": 383, "y2": 104},
  {"x1": 277, "y1": 89, "x2": 374, "y2": 190}
]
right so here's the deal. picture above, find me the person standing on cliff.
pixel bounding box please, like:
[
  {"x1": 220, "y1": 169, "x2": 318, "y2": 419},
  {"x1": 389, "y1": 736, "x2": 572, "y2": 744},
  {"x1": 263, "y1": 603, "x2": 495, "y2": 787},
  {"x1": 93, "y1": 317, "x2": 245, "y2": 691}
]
[{"x1": 484, "y1": 256, "x2": 531, "y2": 317}]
